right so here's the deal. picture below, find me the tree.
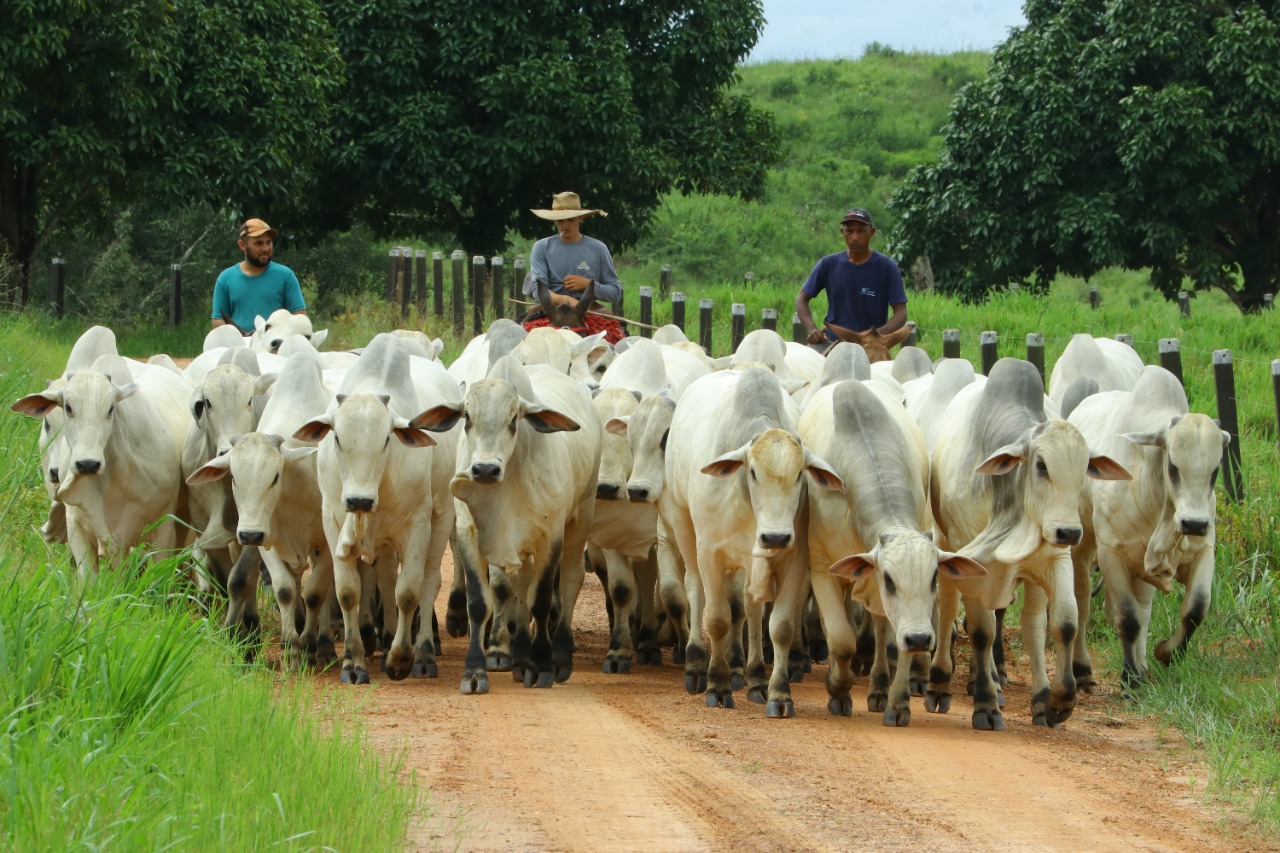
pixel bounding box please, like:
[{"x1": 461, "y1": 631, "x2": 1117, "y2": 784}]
[
  {"x1": 0, "y1": 0, "x2": 343, "y2": 308},
  {"x1": 291, "y1": 0, "x2": 779, "y2": 259},
  {"x1": 890, "y1": 0, "x2": 1280, "y2": 313}
]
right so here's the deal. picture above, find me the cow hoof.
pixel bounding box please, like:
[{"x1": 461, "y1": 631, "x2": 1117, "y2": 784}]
[
  {"x1": 603, "y1": 655, "x2": 631, "y2": 674},
  {"x1": 867, "y1": 691, "x2": 887, "y2": 713},
  {"x1": 883, "y1": 707, "x2": 911, "y2": 727},
  {"x1": 1154, "y1": 640, "x2": 1174, "y2": 665},
  {"x1": 636, "y1": 647, "x2": 663, "y2": 666},
  {"x1": 385, "y1": 664, "x2": 410, "y2": 681},
  {"x1": 526, "y1": 670, "x2": 553, "y2": 689},
  {"x1": 730, "y1": 672, "x2": 746, "y2": 691},
  {"x1": 486, "y1": 652, "x2": 512, "y2": 672},
  {"x1": 997, "y1": 687, "x2": 1005, "y2": 708},
  {"x1": 925, "y1": 691, "x2": 951, "y2": 714},
  {"x1": 433, "y1": 638, "x2": 442, "y2": 656},
  {"x1": 446, "y1": 591, "x2": 468, "y2": 637},
  {"x1": 460, "y1": 671, "x2": 489, "y2": 695},
  {"x1": 747, "y1": 685, "x2": 767, "y2": 704},
  {"x1": 965, "y1": 679, "x2": 975, "y2": 697},
  {"x1": 909, "y1": 676, "x2": 927, "y2": 697},
  {"x1": 971, "y1": 709, "x2": 1005, "y2": 731},
  {"x1": 411, "y1": 660, "x2": 438, "y2": 678},
  {"x1": 340, "y1": 666, "x2": 370, "y2": 686},
  {"x1": 706, "y1": 689, "x2": 734, "y2": 709},
  {"x1": 314, "y1": 639, "x2": 337, "y2": 669},
  {"x1": 827, "y1": 695, "x2": 853, "y2": 717},
  {"x1": 765, "y1": 698, "x2": 795, "y2": 719},
  {"x1": 1043, "y1": 704, "x2": 1073, "y2": 726},
  {"x1": 553, "y1": 660, "x2": 573, "y2": 683},
  {"x1": 684, "y1": 672, "x2": 708, "y2": 695}
]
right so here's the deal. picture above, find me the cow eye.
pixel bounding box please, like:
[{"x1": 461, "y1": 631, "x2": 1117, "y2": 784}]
[
  {"x1": 883, "y1": 574, "x2": 897, "y2": 596},
  {"x1": 107, "y1": 405, "x2": 114, "y2": 416},
  {"x1": 1035, "y1": 458, "x2": 1048, "y2": 476},
  {"x1": 384, "y1": 435, "x2": 390, "y2": 449},
  {"x1": 509, "y1": 417, "x2": 518, "y2": 432},
  {"x1": 930, "y1": 569, "x2": 938, "y2": 592},
  {"x1": 65, "y1": 404, "x2": 74, "y2": 417},
  {"x1": 1168, "y1": 462, "x2": 1180, "y2": 486},
  {"x1": 271, "y1": 473, "x2": 279, "y2": 487},
  {"x1": 750, "y1": 468, "x2": 757, "y2": 482},
  {"x1": 333, "y1": 434, "x2": 341, "y2": 449},
  {"x1": 1209, "y1": 467, "x2": 1218, "y2": 489}
]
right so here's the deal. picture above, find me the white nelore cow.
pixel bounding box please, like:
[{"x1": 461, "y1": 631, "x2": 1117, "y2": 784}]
[
  {"x1": 13, "y1": 353, "x2": 192, "y2": 576},
  {"x1": 1047, "y1": 334, "x2": 1143, "y2": 414},
  {"x1": 251, "y1": 308, "x2": 328, "y2": 354},
  {"x1": 1068, "y1": 365, "x2": 1228, "y2": 691},
  {"x1": 659, "y1": 366, "x2": 843, "y2": 717},
  {"x1": 903, "y1": 358, "x2": 982, "y2": 453},
  {"x1": 188, "y1": 349, "x2": 338, "y2": 669},
  {"x1": 31, "y1": 325, "x2": 121, "y2": 545},
  {"x1": 800, "y1": 379, "x2": 986, "y2": 726},
  {"x1": 293, "y1": 334, "x2": 460, "y2": 685},
  {"x1": 414, "y1": 354, "x2": 601, "y2": 693},
  {"x1": 928, "y1": 358, "x2": 1129, "y2": 730}
]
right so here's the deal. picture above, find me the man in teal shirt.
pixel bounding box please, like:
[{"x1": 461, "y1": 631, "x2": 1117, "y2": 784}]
[{"x1": 211, "y1": 218, "x2": 306, "y2": 335}]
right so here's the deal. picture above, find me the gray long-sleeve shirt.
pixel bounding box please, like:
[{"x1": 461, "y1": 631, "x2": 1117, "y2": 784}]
[{"x1": 524, "y1": 234, "x2": 623, "y2": 305}]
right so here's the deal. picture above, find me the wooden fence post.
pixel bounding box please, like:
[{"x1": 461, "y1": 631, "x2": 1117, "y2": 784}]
[
  {"x1": 472, "y1": 255, "x2": 486, "y2": 336},
  {"x1": 1159, "y1": 338, "x2": 1183, "y2": 387},
  {"x1": 415, "y1": 250, "x2": 427, "y2": 316},
  {"x1": 762, "y1": 308, "x2": 777, "y2": 332},
  {"x1": 1115, "y1": 333, "x2": 1134, "y2": 348},
  {"x1": 672, "y1": 292, "x2": 686, "y2": 334},
  {"x1": 169, "y1": 263, "x2": 182, "y2": 326},
  {"x1": 731, "y1": 303, "x2": 746, "y2": 352},
  {"x1": 1026, "y1": 333, "x2": 1045, "y2": 386},
  {"x1": 980, "y1": 331, "x2": 998, "y2": 376},
  {"x1": 1089, "y1": 286, "x2": 1099, "y2": 310},
  {"x1": 385, "y1": 248, "x2": 399, "y2": 302},
  {"x1": 1213, "y1": 349, "x2": 1243, "y2": 503},
  {"x1": 699, "y1": 298, "x2": 714, "y2": 355},
  {"x1": 491, "y1": 256, "x2": 505, "y2": 321},
  {"x1": 639, "y1": 286, "x2": 653, "y2": 337},
  {"x1": 1178, "y1": 291, "x2": 1191, "y2": 317},
  {"x1": 660, "y1": 264, "x2": 671, "y2": 299},
  {"x1": 943, "y1": 328, "x2": 961, "y2": 359},
  {"x1": 744, "y1": 272, "x2": 755, "y2": 290},
  {"x1": 512, "y1": 257, "x2": 526, "y2": 319},
  {"x1": 903, "y1": 320, "x2": 917, "y2": 348},
  {"x1": 1264, "y1": 293, "x2": 1274, "y2": 311},
  {"x1": 50, "y1": 257, "x2": 66, "y2": 319},
  {"x1": 432, "y1": 252, "x2": 444, "y2": 317},
  {"x1": 399, "y1": 248, "x2": 411, "y2": 318},
  {"x1": 1272, "y1": 360, "x2": 1280, "y2": 452},
  {"x1": 792, "y1": 313, "x2": 804, "y2": 344},
  {"x1": 451, "y1": 250, "x2": 465, "y2": 335}
]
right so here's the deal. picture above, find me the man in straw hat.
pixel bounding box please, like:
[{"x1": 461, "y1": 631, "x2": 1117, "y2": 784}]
[
  {"x1": 521, "y1": 191, "x2": 625, "y2": 341},
  {"x1": 212, "y1": 217, "x2": 306, "y2": 335}
]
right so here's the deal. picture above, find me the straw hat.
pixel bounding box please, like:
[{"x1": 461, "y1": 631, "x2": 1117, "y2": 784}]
[{"x1": 531, "y1": 191, "x2": 608, "y2": 221}]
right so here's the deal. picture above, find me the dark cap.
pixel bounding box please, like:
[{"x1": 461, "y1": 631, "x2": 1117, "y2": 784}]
[{"x1": 839, "y1": 208, "x2": 874, "y2": 227}]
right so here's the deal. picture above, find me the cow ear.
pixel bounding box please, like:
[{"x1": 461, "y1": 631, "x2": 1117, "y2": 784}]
[
  {"x1": 115, "y1": 382, "x2": 139, "y2": 401},
  {"x1": 605, "y1": 416, "x2": 630, "y2": 437},
  {"x1": 1122, "y1": 430, "x2": 1166, "y2": 449},
  {"x1": 310, "y1": 329, "x2": 328, "y2": 349},
  {"x1": 293, "y1": 415, "x2": 333, "y2": 443},
  {"x1": 255, "y1": 314, "x2": 268, "y2": 335},
  {"x1": 409, "y1": 402, "x2": 464, "y2": 433},
  {"x1": 393, "y1": 426, "x2": 438, "y2": 448},
  {"x1": 1086, "y1": 454, "x2": 1132, "y2": 481},
  {"x1": 881, "y1": 324, "x2": 914, "y2": 349},
  {"x1": 187, "y1": 453, "x2": 232, "y2": 485},
  {"x1": 975, "y1": 443, "x2": 1024, "y2": 475},
  {"x1": 523, "y1": 404, "x2": 581, "y2": 433},
  {"x1": 937, "y1": 551, "x2": 987, "y2": 579},
  {"x1": 255, "y1": 373, "x2": 278, "y2": 396},
  {"x1": 803, "y1": 450, "x2": 845, "y2": 493},
  {"x1": 828, "y1": 553, "x2": 875, "y2": 580},
  {"x1": 780, "y1": 378, "x2": 809, "y2": 397},
  {"x1": 11, "y1": 390, "x2": 62, "y2": 418},
  {"x1": 701, "y1": 445, "x2": 748, "y2": 477},
  {"x1": 282, "y1": 445, "x2": 318, "y2": 464}
]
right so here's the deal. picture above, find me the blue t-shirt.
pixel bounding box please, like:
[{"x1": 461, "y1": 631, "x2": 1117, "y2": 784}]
[
  {"x1": 801, "y1": 250, "x2": 907, "y2": 339},
  {"x1": 212, "y1": 262, "x2": 306, "y2": 333}
]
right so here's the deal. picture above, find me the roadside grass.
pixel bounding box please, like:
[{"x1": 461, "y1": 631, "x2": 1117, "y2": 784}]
[{"x1": 0, "y1": 358, "x2": 422, "y2": 852}]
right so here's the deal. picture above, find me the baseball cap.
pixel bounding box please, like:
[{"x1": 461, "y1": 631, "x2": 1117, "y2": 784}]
[
  {"x1": 839, "y1": 208, "x2": 874, "y2": 227},
  {"x1": 239, "y1": 218, "x2": 278, "y2": 239}
]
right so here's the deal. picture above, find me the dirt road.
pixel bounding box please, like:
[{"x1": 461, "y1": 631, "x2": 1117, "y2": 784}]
[{"x1": 308, "y1": 551, "x2": 1266, "y2": 853}]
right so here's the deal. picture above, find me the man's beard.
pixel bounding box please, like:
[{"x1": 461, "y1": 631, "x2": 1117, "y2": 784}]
[{"x1": 244, "y1": 253, "x2": 270, "y2": 270}]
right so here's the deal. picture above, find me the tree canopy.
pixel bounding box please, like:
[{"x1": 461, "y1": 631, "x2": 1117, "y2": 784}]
[
  {"x1": 0, "y1": 0, "x2": 343, "y2": 307},
  {"x1": 890, "y1": 0, "x2": 1280, "y2": 313},
  {"x1": 291, "y1": 0, "x2": 778, "y2": 258}
]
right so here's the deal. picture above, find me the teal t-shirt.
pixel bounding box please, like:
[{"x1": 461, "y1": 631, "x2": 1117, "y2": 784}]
[{"x1": 212, "y1": 262, "x2": 306, "y2": 332}]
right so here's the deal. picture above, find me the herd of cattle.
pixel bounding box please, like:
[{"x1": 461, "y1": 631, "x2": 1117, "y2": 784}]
[{"x1": 11, "y1": 309, "x2": 1229, "y2": 731}]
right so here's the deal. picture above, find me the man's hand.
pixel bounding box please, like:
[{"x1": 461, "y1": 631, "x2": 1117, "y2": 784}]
[
  {"x1": 551, "y1": 292, "x2": 577, "y2": 307},
  {"x1": 562, "y1": 274, "x2": 592, "y2": 293},
  {"x1": 806, "y1": 327, "x2": 827, "y2": 345}
]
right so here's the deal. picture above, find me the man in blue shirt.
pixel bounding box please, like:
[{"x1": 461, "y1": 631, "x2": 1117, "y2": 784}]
[
  {"x1": 211, "y1": 218, "x2": 306, "y2": 335},
  {"x1": 795, "y1": 207, "x2": 907, "y2": 346}
]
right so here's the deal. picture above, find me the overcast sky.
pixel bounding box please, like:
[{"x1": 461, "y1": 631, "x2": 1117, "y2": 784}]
[{"x1": 746, "y1": 0, "x2": 1028, "y2": 63}]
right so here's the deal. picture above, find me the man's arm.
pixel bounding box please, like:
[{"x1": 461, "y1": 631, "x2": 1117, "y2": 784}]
[
  {"x1": 795, "y1": 288, "x2": 826, "y2": 344},
  {"x1": 877, "y1": 302, "x2": 907, "y2": 336}
]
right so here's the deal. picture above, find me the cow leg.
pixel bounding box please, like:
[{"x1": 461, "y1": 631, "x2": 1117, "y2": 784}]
[
  {"x1": 446, "y1": 547, "x2": 469, "y2": 638},
  {"x1": 866, "y1": 615, "x2": 892, "y2": 713},
  {"x1": 811, "y1": 570, "x2": 857, "y2": 716},
  {"x1": 553, "y1": 522, "x2": 589, "y2": 683},
  {"x1": 632, "y1": 548, "x2": 662, "y2": 665},
  {"x1": 656, "y1": 526, "x2": 691, "y2": 666},
  {"x1": 258, "y1": 548, "x2": 304, "y2": 669},
  {"x1": 991, "y1": 607, "x2": 1009, "y2": 686},
  {"x1": 727, "y1": 571, "x2": 748, "y2": 691},
  {"x1": 744, "y1": 590, "x2": 767, "y2": 704},
  {"x1": 1042, "y1": 554, "x2": 1081, "y2": 726},
  {"x1": 1071, "y1": 549, "x2": 1099, "y2": 695},
  {"x1": 1098, "y1": 543, "x2": 1147, "y2": 690},
  {"x1": 525, "y1": 543, "x2": 562, "y2": 688},
  {"x1": 883, "y1": 646, "x2": 919, "y2": 728},
  {"x1": 300, "y1": 548, "x2": 336, "y2": 668},
  {"x1": 385, "y1": 526, "x2": 432, "y2": 682},
  {"x1": 805, "y1": 586, "x2": 828, "y2": 664},
  {"x1": 967, "y1": 602, "x2": 1004, "y2": 731},
  {"x1": 601, "y1": 548, "x2": 637, "y2": 674},
  {"x1": 224, "y1": 545, "x2": 261, "y2": 656},
  {"x1": 331, "y1": 548, "x2": 370, "y2": 685},
  {"x1": 700, "y1": 561, "x2": 733, "y2": 709},
  {"x1": 453, "y1": 528, "x2": 492, "y2": 694},
  {"x1": 358, "y1": 558, "x2": 380, "y2": 658},
  {"x1": 1155, "y1": 549, "x2": 1212, "y2": 667},
  {"x1": 763, "y1": 556, "x2": 806, "y2": 719},
  {"x1": 926, "y1": 584, "x2": 960, "y2": 714},
  {"x1": 414, "y1": 504, "x2": 453, "y2": 673},
  {"x1": 374, "y1": 548, "x2": 401, "y2": 666},
  {"x1": 1020, "y1": 583, "x2": 1055, "y2": 726},
  {"x1": 849, "y1": 599, "x2": 876, "y2": 677},
  {"x1": 665, "y1": 514, "x2": 707, "y2": 693},
  {"x1": 487, "y1": 565, "x2": 516, "y2": 672}
]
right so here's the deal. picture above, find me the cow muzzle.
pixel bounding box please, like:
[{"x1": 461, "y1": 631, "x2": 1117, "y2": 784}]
[
  {"x1": 470, "y1": 462, "x2": 502, "y2": 484},
  {"x1": 596, "y1": 482, "x2": 622, "y2": 500},
  {"x1": 1049, "y1": 525, "x2": 1083, "y2": 546},
  {"x1": 238, "y1": 529, "x2": 266, "y2": 546},
  {"x1": 757, "y1": 531, "x2": 793, "y2": 550},
  {"x1": 1179, "y1": 517, "x2": 1210, "y2": 537},
  {"x1": 74, "y1": 458, "x2": 102, "y2": 475},
  {"x1": 345, "y1": 496, "x2": 375, "y2": 513}
]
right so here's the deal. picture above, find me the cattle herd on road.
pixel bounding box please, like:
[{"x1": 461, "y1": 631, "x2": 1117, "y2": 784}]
[{"x1": 11, "y1": 312, "x2": 1230, "y2": 731}]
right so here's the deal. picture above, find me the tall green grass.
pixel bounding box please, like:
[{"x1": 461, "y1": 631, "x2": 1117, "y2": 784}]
[{"x1": 0, "y1": 355, "x2": 422, "y2": 851}]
